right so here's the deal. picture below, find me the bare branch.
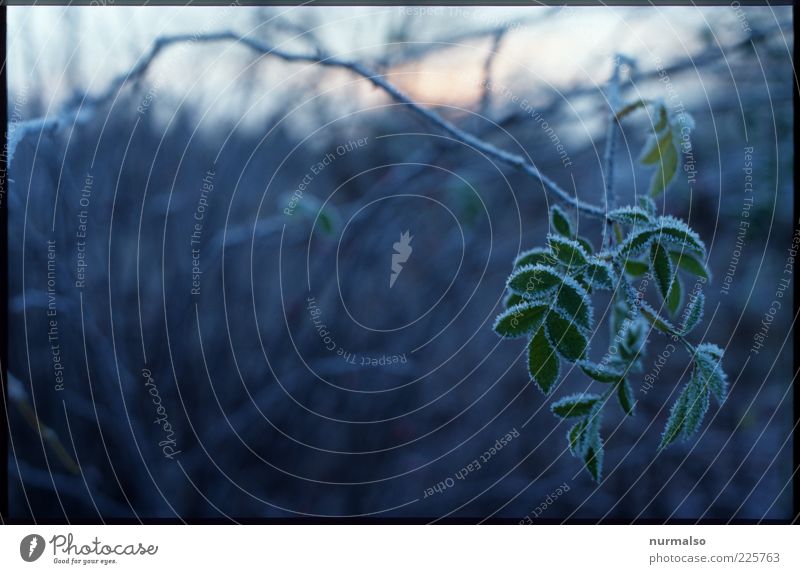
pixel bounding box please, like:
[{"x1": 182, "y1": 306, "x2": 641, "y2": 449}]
[
  {"x1": 477, "y1": 29, "x2": 506, "y2": 119},
  {"x1": 12, "y1": 30, "x2": 607, "y2": 219}
]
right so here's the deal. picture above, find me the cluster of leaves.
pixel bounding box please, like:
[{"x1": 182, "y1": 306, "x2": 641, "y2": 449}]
[{"x1": 493, "y1": 101, "x2": 727, "y2": 482}]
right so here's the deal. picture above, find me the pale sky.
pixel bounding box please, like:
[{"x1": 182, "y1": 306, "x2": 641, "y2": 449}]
[{"x1": 6, "y1": 5, "x2": 790, "y2": 133}]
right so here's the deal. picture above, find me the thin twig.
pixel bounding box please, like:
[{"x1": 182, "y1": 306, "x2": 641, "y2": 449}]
[
  {"x1": 602, "y1": 55, "x2": 624, "y2": 211},
  {"x1": 477, "y1": 29, "x2": 506, "y2": 119},
  {"x1": 379, "y1": 8, "x2": 560, "y2": 68}
]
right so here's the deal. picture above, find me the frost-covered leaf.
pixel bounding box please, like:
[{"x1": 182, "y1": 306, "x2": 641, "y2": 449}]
[
  {"x1": 503, "y1": 291, "x2": 524, "y2": 309},
  {"x1": 551, "y1": 393, "x2": 602, "y2": 418},
  {"x1": 529, "y1": 327, "x2": 560, "y2": 394},
  {"x1": 577, "y1": 236, "x2": 594, "y2": 254},
  {"x1": 514, "y1": 247, "x2": 556, "y2": 269},
  {"x1": 578, "y1": 360, "x2": 623, "y2": 383},
  {"x1": 618, "y1": 228, "x2": 655, "y2": 256},
  {"x1": 670, "y1": 251, "x2": 709, "y2": 280},
  {"x1": 573, "y1": 404, "x2": 603, "y2": 461},
  {"x1": 660, "y1": 365, "x2": 712, "y2": 448},
  {"x1": 584, "y1": 258, "x2": 617, "y2": 290},
  {"x1": 554, "y1": 277, "x2": 593, "y2": 331},
  {"x1": 624, "y1": 259, "x2": 649, "y2": 277},
  {"x1": 695, "y1": 343, "x2": 728, "y2": 402},
  {"x1": 617, "y1": 378, "x2": 635, "y2": 415},
  {"x1": 699, "y1": 342, "x2": 724, "y2": 361},
  {"x1": 545, "y1": 311, "x2": 589, "y2": 361},
  {"x1": 584, "y1": 445, "x2": 604, "y2": 482},
  {"x1": 638, "y1": 102, "x2": 691, "y2": 197},
  {"x1": 567, "y1": 419, "x2": 586, "y2": 455},
  {"x1": 659, "y1": 384, "x2": 690, "y2": 449},
  {"x1": 608, "y1": 206, "x2": 654, "y2": 226},
  {"x1": 682, "y1": 370, "x2": 710, "y2": 439},
  {"x1": 550, "y1": 204, "x2": 573, "y2": 237},
  {"x1": 649, "y1": 241, "x2": 673, "y2": 301},
  {"x1": 548, "y1": 234, "x2": 589, "y2": 268},
  {"x1": 507, "y1": 264, "x2": 562, "y2": 297},
  {"x1": 681, "y1": 291, "x2": 704, "y2": 334},
  {"x1": 654, "y1": 216, "x2": 706, "y2": 256},
  {"x1": 493, "y1": 301, "x2": 548, "y2": 338},
  {"x1": 575, "y1": 273, "x2": 593, "y2": 295},
  {"x1": 666, "y1": 275, "x2": 682, "y2": 316}
]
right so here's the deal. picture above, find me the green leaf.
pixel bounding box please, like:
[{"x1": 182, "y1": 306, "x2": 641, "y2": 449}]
[
  {"x1": 695, "y1": 343, "x2": 728, "y2": 402},
  {"x1": 551, "y1": 393, "x2": 602, "y2": 418},
  {"x1": 640, "y1": 128, "x2": 674, "y2": 165},
  {"x1": 317, "y1": 209, "x2": 340, "y2": 235},
  {"x1": 576, "y1": 236, "x2": 594, "y2": 254},
  {"x1": 584, "y1": 445, "x2": 604, "y2": 482},
  {"x1": 574, "y1": 273, "x2": 593, "y2": 295},
  {"x1": 682, "y1": 371, "x2": 710, "y2": 439},
  {"x1": 578, "y1": 360, "x2": 623, "y2": 384},
  {"x1": 618, "y1": 228, "x2": 655, "y2": 256},
  {"x1": 573, "y1": 404, "x2": 603, "y2": 459},
  {"x1": 584, "y1": 258, "x2": 617, "y2": 290},
  {"x1": 653, "y1": 103, "x2": 669, "y2": 132},
  {"x1": 528, "y1": 328, "x2": 560, "y2": 394},
  {"x1": 681, "y1": 291, "x2": 704, "y2": 334},
  {"x1": 666, "y1": 275, "x2": 682, "y2": 316},
  {"x1": 288, "y1": 192, "x2": 341, "y2": 235},
  {"x1": 514, "y1": 247, "x2": 556, "y2": 270},
  {"x1": 554, "y1": 277, "x2": 593, "y2": 331},
  {"x1": 670, "y1": 251, "x2": 709, "y2": 280},
  {"x1": 617, "y1": 378, "x2": 635, "y2": 415},
  {"x1": 545, "y1": 311, "x2": 589, "y2": 361},
  {"x1": 503, "y1": 291, "x2": 525, "y2": 309},
  {"x1": 550, "y1": 204, "x2": 573, "y2": 237},
  {"x1": 493, "y1": 301, "x2": 548, "y2": 338},
  {"x1": 507, "y1": 264, "x2": 562, "y2": 297},
  {"x1": 608, "y1": 206, "x2": 653, "y2": 226},
  {"x1": 638, "y1": 102, "x2": 688, "y2": 197},
  {"x1": 659, "y1": 384, "x2": 690, "y2": 449},
  {"x1": 650, "y1": 241, "x2": 673, "y2": 301},
  {"x1": 548, "y1": 234, "x2": 589, "y2": 268},
  {"x1": 654, "y1": 216, "x2": 706, "y2": 256},
  {"x1": 624, "y1": 259, "x2": 649, "y2": 277},
  {"x1": 649, "y1": 139, "x2": 679, "y2": 197},
  {"x1": 568, "y1": 420, "x2": 586, "y2": 455}
]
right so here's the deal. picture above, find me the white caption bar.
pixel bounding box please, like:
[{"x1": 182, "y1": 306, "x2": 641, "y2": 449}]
[{"x1": 1, "y1": 525, "x2": 798, "y2": 572}]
